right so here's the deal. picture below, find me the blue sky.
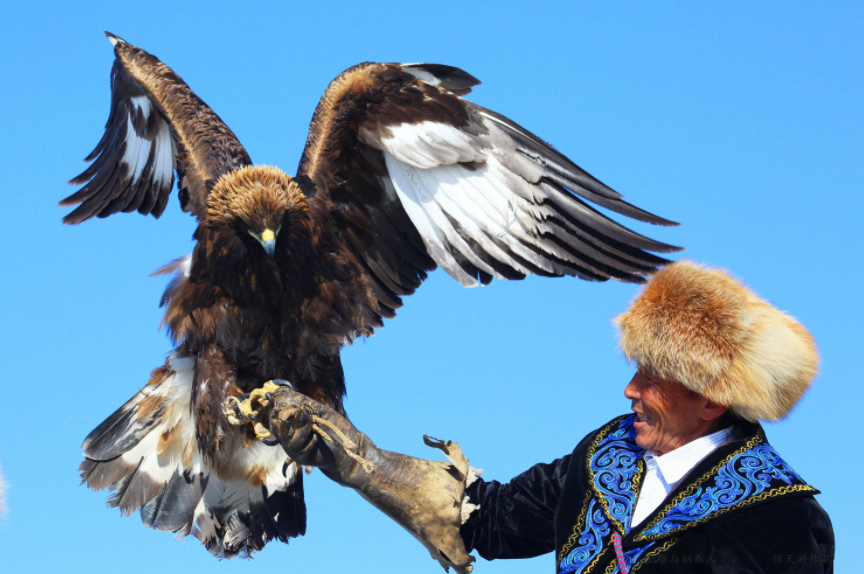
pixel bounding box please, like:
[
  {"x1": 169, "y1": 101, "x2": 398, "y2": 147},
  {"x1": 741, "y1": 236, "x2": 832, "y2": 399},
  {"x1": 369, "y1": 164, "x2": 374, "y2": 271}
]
[{"x1": 1, "y1": 2, "x2": 861, "y2": 572}]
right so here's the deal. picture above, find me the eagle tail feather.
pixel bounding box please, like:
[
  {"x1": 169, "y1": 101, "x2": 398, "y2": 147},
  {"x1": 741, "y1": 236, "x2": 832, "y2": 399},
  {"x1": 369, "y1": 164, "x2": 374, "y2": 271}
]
[{"x1": 79, "y1": 351, "x2": 306, "y2": 558}]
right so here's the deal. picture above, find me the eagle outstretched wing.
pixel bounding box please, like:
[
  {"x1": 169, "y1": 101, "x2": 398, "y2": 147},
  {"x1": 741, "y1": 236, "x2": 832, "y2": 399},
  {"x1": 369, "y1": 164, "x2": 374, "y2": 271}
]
[
  {"x1": 299, "y1": 63, "x2": 681, "y2": 317},
  {"x1": 61, "y1": 32, "x2": 251, "y2": 224}
]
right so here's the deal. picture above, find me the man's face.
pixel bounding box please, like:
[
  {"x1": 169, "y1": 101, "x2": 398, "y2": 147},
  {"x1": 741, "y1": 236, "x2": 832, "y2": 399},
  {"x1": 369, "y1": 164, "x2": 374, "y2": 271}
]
[{"x1": 625, "y1": 369, "x2": 723, "y2": 455}]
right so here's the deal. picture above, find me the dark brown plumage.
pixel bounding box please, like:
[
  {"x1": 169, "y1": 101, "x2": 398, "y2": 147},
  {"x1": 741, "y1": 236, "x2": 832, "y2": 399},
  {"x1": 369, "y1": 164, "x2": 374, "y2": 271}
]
[{"x1": 70, "y1": 33, "x2": 681, "y2": 558}]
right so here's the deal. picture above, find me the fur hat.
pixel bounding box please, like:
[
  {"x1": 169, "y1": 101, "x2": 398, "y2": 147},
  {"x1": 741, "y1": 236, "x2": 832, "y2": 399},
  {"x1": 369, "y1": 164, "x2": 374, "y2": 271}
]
[{"x1": 614, "y1": 261, "x2": 818, "y2": 421}]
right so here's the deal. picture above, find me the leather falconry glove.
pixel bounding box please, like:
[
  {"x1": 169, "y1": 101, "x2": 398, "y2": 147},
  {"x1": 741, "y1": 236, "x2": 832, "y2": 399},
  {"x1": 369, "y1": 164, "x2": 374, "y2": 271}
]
[{"x1": 226, "y1": 382, "x2": 477, "y2": 574}]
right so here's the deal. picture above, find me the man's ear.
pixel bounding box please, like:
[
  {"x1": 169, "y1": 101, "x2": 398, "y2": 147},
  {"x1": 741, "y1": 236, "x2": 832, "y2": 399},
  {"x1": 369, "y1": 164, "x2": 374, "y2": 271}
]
[{"x1": 701, "y1": 400, "x2": 728, "y2": 422}]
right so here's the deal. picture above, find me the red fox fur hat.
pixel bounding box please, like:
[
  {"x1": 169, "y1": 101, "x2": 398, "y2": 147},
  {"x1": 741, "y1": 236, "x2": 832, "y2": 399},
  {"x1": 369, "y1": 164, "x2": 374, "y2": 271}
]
[{"x1": 615, "y1": 261, "x2": 818, "y2": 421}]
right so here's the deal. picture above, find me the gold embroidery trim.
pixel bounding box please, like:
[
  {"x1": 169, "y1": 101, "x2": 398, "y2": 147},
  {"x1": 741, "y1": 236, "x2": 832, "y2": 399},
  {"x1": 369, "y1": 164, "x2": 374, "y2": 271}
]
[
  {"x1": 634, "y1": 429, "x2": 763, "y2": 540},
  {"x1": 558, "y1": 489, "x2": 595, "y2": 562},
  {"x1": 637, "y1": 484, "x2": 815, "y2": 543},
  {"x1": 583, "y1": 546, "x2": 609, "y2": 574},
  {"x1": 632, "y1": 455, "x2": 647, "y2": 504},
  {"x1": 603, "y1": 537, "x2": 679, "y2": 574},
  {"x1": 632, "y1": 537, "x2": 679, "y2": 572},
  {"x1": 628, "y1": 460, "x2": 645, "y2": 529},
  {"x1": 633, "y1": 428, "x2": 815, "y2": 542},
  {"x1": 585, "y1": 415, "x2": 643, "y2": 533},
  {"x1": 604, "y1": 558, "x2": 617, "y2": 574}
]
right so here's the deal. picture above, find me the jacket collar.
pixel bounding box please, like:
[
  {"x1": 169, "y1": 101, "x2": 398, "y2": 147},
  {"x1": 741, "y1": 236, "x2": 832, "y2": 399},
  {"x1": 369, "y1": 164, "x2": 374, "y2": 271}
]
[
  {"x1": 586, "y1": 415, "x2": 817, "y2": 544},
  {"x1": 646, "y1": 425, "x2": 734, "y2": 485}
]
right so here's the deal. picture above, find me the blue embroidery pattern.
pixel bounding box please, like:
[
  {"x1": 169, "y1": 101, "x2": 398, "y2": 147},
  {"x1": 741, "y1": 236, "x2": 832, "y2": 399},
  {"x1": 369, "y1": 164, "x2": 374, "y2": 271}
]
[
  {"x1": 589, "y1": 416, "x2": 644, "y2": 532},
  {"x1": 637, "y1": 441, "x2": 813, "y2": 540},
  {"x1": 559, "y1": 417, "x2": 812, "y2": 573},
  {"x1": 559, "y1": 498, "x2": 611, "y2": 574}
]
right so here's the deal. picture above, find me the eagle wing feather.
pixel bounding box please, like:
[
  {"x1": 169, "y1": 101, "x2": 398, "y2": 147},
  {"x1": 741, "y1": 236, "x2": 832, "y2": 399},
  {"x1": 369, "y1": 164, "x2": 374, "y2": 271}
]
[
  {"x1": 62, "y1": 33, "x2": 252, "y2": 224},
  {"x1": 298, "y1": 62, "x2": 681, "y2": 317}
]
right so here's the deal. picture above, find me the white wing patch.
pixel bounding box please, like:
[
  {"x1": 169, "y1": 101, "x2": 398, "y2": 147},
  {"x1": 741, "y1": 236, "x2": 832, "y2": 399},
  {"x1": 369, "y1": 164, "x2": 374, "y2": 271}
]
[
  {"x1": 385, "y1": 149, "x2": 589, "y2": 287},
  {"x1": 377, "y1": 121, "x2": 484, "y2": 169},
  {"x1": 126, "y1": 96, "x2": 175, "y2": 192},
  {"x1": 401, "y1": 68, "x2": 439, "y2": 86},
  {"x1": 63, "y1": 91, "x2": 178, "y2": 223},
  {"x1": 377, "y1": 111, "x2": 676, "y2": 287}
]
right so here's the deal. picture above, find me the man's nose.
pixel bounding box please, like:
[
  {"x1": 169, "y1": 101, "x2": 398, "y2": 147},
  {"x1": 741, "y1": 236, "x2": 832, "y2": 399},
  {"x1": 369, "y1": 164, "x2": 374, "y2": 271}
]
[{"x1": 624, "y1": 374, "x2": 640, "y2": 400}]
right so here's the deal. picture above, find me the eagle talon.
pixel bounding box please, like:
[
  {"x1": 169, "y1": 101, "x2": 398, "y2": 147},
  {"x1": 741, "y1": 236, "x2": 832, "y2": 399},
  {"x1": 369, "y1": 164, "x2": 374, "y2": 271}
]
[
  {"x1": 223, "y1": 390, "x2": 272, "y2": 427},
  {"x1": 253, "y1": 421, "x2": 273, "y2": 441},
  {"x1": 224, "y1": 396, "x2": 248, "y2": 425},
  {"x1": 249, "y1": 385, "x2": 276, "y2": 407},
  {"x1": 223, "y1": 381, "x2": 292, "y2": 432},
  {"x1": 261, "y1": 437, "x2": 281, "y2": 446}
]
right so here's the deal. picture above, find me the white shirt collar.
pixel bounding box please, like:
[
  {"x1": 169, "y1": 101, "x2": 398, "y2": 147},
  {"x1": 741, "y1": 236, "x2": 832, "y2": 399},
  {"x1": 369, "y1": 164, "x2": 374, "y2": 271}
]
[{"x1": 644, "y1": 426, "x2": 734, "y2": 485}]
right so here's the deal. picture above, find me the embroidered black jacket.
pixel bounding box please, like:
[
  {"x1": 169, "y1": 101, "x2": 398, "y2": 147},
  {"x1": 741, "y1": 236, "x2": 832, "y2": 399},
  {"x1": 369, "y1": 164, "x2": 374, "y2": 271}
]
[{"x1": 461, "y1": 415, "x2": 834, "y2": 573}]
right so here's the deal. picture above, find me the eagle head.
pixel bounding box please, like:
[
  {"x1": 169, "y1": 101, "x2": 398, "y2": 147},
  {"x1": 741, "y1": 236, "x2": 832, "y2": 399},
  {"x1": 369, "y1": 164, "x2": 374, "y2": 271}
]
[{"x1": 205, "y1": 165, "x2": 311, "y2": 264}]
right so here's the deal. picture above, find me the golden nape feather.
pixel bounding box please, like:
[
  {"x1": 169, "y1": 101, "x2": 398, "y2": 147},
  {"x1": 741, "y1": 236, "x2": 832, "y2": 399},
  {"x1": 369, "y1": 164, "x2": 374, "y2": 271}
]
[
  {"x1": 207, "y1": 166, "x2": 309, "y2": 229},
  {"x1": 68, "y1": 33, "x2": 681, "y2": 557}
]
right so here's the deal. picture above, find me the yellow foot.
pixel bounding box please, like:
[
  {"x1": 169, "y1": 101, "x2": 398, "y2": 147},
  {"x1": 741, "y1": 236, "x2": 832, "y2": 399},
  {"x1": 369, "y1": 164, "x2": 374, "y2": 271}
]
[
  {"x1": 253, "y1": 421, "x2": 272, "y2": 441},
  {"x1": 223, "y1": 380, "x2": 293, "y2": 444},
  {"x1": 248, "y1": 381, "x2": 283, "y2": 408}
]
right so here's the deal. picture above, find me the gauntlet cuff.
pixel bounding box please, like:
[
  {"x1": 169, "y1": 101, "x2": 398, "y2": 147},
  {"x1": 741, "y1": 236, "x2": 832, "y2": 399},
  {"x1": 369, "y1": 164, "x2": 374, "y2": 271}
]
[{"x1": 265, "y1": 388, "x2": 476, "y2": 573}]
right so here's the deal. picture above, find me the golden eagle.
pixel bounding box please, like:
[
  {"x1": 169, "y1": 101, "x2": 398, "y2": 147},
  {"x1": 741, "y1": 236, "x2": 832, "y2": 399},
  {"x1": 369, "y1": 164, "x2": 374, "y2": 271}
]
[{"x1": 69, "y1": 33, "x2": 680, "y2": 558}]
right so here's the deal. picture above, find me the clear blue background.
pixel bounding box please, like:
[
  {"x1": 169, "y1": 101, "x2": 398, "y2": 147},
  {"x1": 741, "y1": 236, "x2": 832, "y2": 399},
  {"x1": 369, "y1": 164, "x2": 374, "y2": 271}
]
[{"x1": 1, "y1": 2, "x2": 860, "y2": 572}]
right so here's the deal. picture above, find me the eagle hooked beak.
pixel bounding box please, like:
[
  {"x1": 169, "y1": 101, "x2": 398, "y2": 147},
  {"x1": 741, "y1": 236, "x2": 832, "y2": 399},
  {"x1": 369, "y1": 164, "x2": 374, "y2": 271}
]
[{"x1": 250, "y1": 227, "x2": 278, "y2": 258}]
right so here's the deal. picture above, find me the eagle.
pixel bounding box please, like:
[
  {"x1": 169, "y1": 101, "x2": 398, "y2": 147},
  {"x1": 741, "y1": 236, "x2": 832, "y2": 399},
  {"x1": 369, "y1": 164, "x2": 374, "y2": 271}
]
[{"x1": 70, "y1": 33, "x2": 680, "y2": 558}]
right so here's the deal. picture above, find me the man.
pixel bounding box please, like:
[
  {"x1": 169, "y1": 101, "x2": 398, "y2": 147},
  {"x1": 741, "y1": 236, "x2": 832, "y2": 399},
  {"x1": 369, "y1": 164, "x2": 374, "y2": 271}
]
[{"x1": 233, "y1": 261, "x2": 834, "y2": 573}]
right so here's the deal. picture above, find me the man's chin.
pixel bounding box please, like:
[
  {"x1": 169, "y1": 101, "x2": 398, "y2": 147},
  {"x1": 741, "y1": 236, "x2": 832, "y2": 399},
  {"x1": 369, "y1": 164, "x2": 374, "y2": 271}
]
[{"x1": 633, "y1": 423, "x2": 654, "y2": 449}]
